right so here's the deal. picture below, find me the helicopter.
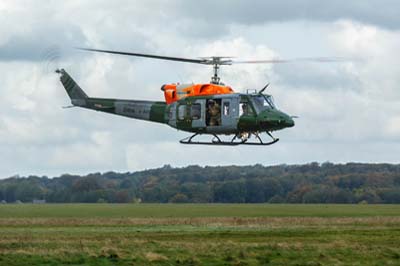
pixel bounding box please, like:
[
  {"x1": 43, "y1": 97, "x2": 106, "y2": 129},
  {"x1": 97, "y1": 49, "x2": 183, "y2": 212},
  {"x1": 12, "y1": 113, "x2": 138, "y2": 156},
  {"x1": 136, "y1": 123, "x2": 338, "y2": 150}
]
[{"x1": 57, "y1": 48, "x2": 345, "y2": 146}]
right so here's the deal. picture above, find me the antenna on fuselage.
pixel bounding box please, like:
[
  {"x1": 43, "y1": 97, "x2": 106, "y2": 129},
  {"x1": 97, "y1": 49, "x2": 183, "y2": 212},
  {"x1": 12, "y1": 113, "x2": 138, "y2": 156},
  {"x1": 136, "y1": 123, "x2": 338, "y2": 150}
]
[{"x1": 259, "y1": 83, "x2": 270, "y2": 94}]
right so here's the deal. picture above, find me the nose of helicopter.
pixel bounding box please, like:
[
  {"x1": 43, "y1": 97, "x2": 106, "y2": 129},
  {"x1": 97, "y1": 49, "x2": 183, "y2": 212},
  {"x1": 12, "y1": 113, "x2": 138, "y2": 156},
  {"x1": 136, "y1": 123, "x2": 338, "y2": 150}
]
[
  {"x1": 285, "y1": 116, "x2": 295, "y2": 127},
  {"x1": 258, "y1": 110, "x2": 295, "y2": 129}
]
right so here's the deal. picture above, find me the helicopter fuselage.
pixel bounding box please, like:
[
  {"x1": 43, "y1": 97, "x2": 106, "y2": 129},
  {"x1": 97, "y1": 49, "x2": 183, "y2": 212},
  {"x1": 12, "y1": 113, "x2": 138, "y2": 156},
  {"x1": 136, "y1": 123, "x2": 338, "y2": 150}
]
[{"x1": 58, "y1": 69, "x2": 294, "y2": 145}]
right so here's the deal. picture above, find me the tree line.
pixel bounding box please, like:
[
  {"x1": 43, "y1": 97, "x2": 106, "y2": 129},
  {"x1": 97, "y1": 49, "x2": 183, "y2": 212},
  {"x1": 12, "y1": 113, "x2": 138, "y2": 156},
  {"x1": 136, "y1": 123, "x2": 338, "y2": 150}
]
[{"x1": 1, "y1": 163, "x2": 400, "y2": 204}]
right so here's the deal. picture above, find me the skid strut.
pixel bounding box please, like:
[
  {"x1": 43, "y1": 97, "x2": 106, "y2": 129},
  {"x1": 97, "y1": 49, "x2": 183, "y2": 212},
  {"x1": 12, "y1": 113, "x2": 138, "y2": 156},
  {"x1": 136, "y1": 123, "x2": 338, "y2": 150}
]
[
  {"x1": 180, "y1": 133, "x2": 239, "y2": 146},
  {"x1": 180, "y1": 132, "x2": 279, "y2": 146}
]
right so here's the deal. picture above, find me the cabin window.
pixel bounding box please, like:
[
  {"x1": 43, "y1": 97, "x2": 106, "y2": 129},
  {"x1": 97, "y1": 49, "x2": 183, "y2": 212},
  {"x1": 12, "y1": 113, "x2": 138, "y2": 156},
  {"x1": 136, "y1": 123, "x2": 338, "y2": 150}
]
[
  {"x1": 178, "y1": 104, "x2": 186, "y2": 120},
  {"x1": 223, "y1": 102, "x2": 230, "y2": 116},
  {"x1": 168, "y1": 107, "x2": 174, "y2": 120},
  {"x1": 191, "y1": 104, "x2": 201, "y2": 120}
]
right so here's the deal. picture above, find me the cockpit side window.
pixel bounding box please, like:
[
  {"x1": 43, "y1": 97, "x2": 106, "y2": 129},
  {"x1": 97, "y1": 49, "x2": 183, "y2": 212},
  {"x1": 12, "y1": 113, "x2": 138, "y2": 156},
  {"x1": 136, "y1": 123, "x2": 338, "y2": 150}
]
[
  {"x1": 265, "y1": 95, "x2": 276, "y2": 109},
  {"x1": 239, "y1": 97, "x2": 255, "y2": 116},
  {"x1": 250, "y1": 94, "x2": 276, "y2": 113}
]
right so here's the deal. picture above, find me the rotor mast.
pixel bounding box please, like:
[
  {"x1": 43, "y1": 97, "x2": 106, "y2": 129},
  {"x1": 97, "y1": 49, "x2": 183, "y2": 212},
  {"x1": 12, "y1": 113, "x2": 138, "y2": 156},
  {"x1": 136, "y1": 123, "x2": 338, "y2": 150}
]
[
  {"x1": 211, "y1": 63, "x2": 220, "y2": 84},
  {"x1": 207, "y1": 57, "x2": 232, "y2": 85}
]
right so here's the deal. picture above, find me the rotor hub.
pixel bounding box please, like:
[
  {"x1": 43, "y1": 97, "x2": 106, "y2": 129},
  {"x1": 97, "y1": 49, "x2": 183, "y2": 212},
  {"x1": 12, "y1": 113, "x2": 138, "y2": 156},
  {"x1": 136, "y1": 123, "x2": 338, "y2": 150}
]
[{"x1": 201, "y1": 57, "x2": 232, "y2": 85}]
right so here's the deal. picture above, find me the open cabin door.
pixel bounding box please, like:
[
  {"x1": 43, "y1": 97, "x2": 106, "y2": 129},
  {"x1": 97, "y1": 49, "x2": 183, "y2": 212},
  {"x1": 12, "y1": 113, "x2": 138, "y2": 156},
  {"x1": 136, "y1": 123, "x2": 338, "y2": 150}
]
[{"x1": 204, "y1": 97, "x2": 238, "y2": 133}]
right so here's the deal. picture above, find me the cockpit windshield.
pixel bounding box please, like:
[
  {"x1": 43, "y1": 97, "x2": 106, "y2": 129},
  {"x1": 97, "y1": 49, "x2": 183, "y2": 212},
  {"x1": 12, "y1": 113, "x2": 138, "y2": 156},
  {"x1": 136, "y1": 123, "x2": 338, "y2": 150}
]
[{"x1": 251, "y1": 94, "x2": 276, "y2": 113}]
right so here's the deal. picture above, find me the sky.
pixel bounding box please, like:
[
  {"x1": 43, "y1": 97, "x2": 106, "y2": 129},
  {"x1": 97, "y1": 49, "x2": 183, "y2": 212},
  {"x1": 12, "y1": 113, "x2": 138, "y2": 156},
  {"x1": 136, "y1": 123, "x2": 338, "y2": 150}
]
[{"x1": 1, "y1": 0, "x2": 400, "y2": 178}]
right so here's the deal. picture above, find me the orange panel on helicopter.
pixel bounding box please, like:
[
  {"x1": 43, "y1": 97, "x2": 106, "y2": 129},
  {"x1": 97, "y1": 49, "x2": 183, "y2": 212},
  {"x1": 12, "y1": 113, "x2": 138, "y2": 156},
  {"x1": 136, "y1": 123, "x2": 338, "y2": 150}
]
[{"x1": 161, "y1": 83, "x2": 234, "y2": 104}]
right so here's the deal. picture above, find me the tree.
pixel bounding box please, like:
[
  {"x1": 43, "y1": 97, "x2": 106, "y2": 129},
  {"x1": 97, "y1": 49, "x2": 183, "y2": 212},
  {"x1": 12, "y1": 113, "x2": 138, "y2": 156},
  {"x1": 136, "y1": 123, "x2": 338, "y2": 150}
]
[
  {"x1": 335, "y1": 175, "x2": 365, "y2": 190},
  {"x1": 180, "y1": 183, "x2": 212, "y2": 203},
  {"x1": 213, "y1": 180, "x2": 246, "y2": 203},
  {"x1": 2, "y1": 163, "x2": 400, "y2": 204},
  {"x1": 354, "y1": 189, "x2": 382, "y2": 204},
  {"x1": 286, "y1": 185, "x2": 312, "y2": 203},
  {"x1": 115, "y1": 190, "x2": 131, "y2": 203},
  {"x1": 328, "y1": 189, "x2": 355, "y2": 203},
  {"x1": 245, "y1": 179, "x2": 265, "y2": 203},
  {"x1": 262, "y1": 179, "x2": 282, "y2": 202},
  {"x1": 303, "y1": 187, "x2": 329, "y2": 203},
  {"x1": 268, "y1": 195, "x2": 285, "y2": 203},
  {"x1": 379, "y1": 189, "x2": 400, "y2": 203},
  {"x1": 169, "y1": 193, "x2": 189, "y2": 203},
  {"x1": 72, "y1": 176, "x2": 102, "y2": 192},
  {"x1": 4, "y1": 184, "x2": 17, "y2": 202}
]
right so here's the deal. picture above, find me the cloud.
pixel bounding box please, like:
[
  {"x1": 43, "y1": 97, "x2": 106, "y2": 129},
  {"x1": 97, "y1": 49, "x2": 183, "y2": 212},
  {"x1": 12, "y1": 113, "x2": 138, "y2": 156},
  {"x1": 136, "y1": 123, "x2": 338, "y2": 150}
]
[
  {"x1": 3, "y1": 1, "x2": 400, "y2": 62},
  {"x1": 176, "y1": 0, "x2": 400, "y2": 30},
  {"x1": 330, "y1": 20, "x2": 400, "y2": 100}
]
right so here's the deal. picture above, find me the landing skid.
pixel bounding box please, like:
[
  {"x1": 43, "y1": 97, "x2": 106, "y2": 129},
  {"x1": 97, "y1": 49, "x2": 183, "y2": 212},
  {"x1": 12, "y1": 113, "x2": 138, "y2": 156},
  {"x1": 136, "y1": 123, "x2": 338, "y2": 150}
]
[{"x1": 180, "y1": 132, "x2": 279, "y2": 146}]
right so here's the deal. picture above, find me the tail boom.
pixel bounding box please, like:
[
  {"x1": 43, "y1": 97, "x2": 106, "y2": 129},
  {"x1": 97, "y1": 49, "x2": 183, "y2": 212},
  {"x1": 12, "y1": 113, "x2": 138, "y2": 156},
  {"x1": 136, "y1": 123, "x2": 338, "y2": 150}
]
[
  {"x1": 86, "y1": 98, "x2": 166, "y2": 123},
  {"x1": 57, "y1": 69, "x2": 167, "y2": 124}
]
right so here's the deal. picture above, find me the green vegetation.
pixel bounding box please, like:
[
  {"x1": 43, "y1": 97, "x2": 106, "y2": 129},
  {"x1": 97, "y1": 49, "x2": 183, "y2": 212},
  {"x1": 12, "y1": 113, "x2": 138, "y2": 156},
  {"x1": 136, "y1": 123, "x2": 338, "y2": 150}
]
[
  {"x1": 0, "y1": 203, "x2": 400, "y2": 218},
  {"x1": 1, "y1": 163, "x2": 400, "y2": 204},
  {"x1": 0, "y1": 204, "x2": 400, "y2": 265}
]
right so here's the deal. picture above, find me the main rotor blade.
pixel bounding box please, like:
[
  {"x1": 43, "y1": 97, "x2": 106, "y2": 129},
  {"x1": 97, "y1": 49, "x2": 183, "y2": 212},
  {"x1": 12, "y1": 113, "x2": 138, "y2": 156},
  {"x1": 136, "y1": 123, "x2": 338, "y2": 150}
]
[
  {"x1": 77, "y1": 48, "x2": 207, "y2": 64},
  {"x1": 232, "y1": 57, "x2": 353, "y2": 64},
  {"x1": 77, "y1": 48, "x2": 355, "y2": 66}
]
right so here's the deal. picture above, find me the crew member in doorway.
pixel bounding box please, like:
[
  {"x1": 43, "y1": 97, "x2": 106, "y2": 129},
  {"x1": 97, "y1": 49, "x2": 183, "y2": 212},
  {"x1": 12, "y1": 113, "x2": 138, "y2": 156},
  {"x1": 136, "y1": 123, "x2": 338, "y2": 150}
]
[{"x1": 208, "y1": 99, "x2": 221, "y2": 126}]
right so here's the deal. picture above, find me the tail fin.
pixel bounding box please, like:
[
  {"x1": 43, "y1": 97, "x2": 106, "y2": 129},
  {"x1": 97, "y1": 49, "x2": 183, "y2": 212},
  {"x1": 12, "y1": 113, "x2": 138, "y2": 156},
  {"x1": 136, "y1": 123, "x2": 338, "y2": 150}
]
[{"x1": 56, "y1": 69, "x2": 88, "y2": 106}]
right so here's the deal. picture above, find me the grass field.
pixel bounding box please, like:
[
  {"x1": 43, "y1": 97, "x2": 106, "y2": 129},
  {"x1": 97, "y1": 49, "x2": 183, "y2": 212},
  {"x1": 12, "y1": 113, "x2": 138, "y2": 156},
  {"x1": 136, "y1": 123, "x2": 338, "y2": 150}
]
[{"x1": 0, "y1": 204, "x2": 399, "y2": 265}]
